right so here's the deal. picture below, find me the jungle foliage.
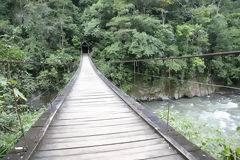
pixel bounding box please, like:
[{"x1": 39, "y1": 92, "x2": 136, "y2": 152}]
[
  {"x1": 0, "y1": 0, "x2": 83, "y2": 157},
  {"x1": 1, "y1": 0, "x2": 240, "y2": 95},
  {"x1": 0, "y1": 0, "x2": 240, "y2": 159},
  {"x1": 85, "y1": 0, "x2": 240, "y2": 90}
]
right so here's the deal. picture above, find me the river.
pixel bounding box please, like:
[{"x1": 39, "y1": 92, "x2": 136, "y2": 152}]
[{"x1": 142, "y1": 93, "x2": 240, "y2": 137}]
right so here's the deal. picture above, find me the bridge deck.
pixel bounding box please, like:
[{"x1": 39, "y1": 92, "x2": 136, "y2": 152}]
[{"x1": 31, "y1": 54, "x2": 184, "y2": 160}]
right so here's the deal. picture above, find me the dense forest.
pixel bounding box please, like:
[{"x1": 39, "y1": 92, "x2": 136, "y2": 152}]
[
  {"x1": 1, "y1": 0, "x2": 240, "y2": 89},
  {"x1": 86, "y1": 0, "x2": 240, "y2": 89},
  {"x1": 0, "y1": 0, "x2": 240, "y2": 159}
]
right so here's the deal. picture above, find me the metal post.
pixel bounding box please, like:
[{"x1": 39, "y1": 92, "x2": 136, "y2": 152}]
[
  {"x1": 166, "y1": 59, "x2": 171, "y2": 132},
  {"x1": 7, "y1": 62, "x2": 28, "y2": 151},
  {"x1": 7, "y1": 62, "x2": 11, "y2": 80},
  {"x1": 137, "y1": 61, "x2": 139, "y2": 72},
  {"x1": 133, "y1": 61, "x2": 136, "y2": 83},
  {"x1": 120, "y1": 63, "x2": 122, "y2": 88}
]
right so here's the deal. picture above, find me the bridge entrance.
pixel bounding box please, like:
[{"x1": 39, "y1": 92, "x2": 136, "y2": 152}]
[{"x1": 81, "y1": 42, "x2": 89, "y2": 54}]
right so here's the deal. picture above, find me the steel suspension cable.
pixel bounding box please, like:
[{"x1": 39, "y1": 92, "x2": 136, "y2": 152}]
[
  {"x1": 121, "y1": 68, "x2": 240, "y2": 91},
  {"x1": 109, "y1": 51, "x2": 240, "y2": 63}
]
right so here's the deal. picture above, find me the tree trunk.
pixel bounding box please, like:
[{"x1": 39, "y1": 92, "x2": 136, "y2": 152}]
[
  {"x1": 19, "y1": 0, "x2": 24, "y2": 24},
  {"x1": 217, "y1": 0, "x2": 222, "y2": 14},
  {"x1": 161, "y1": 9, "x2": 166, "y2": 25},
  {"x1": 61, "y1": 0, "x2": 65, "y2": 48}
]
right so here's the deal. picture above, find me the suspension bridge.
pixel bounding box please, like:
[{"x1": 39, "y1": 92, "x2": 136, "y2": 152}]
[{"x1": 3, "y1": 51, "x2": 240, "y2": 160}]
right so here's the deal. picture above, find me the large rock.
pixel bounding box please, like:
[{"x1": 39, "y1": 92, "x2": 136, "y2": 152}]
[{"x1": 127, "y1": 78, "x2": 216, "y2": 101}]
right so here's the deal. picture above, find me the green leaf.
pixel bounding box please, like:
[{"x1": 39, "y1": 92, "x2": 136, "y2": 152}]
[
  {"x1": 202, "y1": 142, "x2": 206, "y2": 146},
  {"x1": 236, "y1": 148, "x2": 240, "y2": 153},
  {"x1": 237, "y1": 126, "x2": 240, "y2": 132},
  {"x1": 0, "y1": 77, "x2": 8, "y2": 86},
  {"x1": 13, "y1": 88, "x2": 27, "y2": 101}
]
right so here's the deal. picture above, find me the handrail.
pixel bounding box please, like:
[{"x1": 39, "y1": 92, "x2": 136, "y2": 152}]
[
  {"x1": 0, "y1": 60, "x2": 74, "y2": 65},
  {"x1": 92, "y1": 50, "x2": 240, "y2": 159},
  {"x1": 89, "y1": 55, "x2": 209, "y2": 160},
  {"x1": 109, "y1": 51, "x2": 240, "y2": 63},
  {"x1": 1, "y1": 57, "x2": 81, "y2": 159}
]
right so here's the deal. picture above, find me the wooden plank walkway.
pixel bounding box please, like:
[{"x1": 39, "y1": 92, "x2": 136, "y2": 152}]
[{"x1": 30, "y1": 54, "x2": 185, "y2": 160}]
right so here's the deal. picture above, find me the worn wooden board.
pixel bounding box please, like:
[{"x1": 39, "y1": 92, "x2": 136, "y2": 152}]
[
  {"x1": 33, "y1": 139, "x2": 165, "y2": 158},
  {"x1": 59, "y1": 107, "x2": 131, "y2": 113},
  {"x1": 50, "y1": 119, "x2": 142, "y2": 129},
  {"x1": 38, "y1": 134, "x2": 162, "y2": 151},
  {"x1": 56, "y1": 111, "x2": 132, "y2": 119},
  {"x1": 51, "y1": 116, "x2": 139, "y2": 125},
  {"x1": 33, "y1": 147, "x2": 178, "y2": 160},
  {"x1": 44, "y1": 125, "x2": 153, "y2": 139},
  {"x1": 42, "y1": 130, "x2": 159, "y2": 143}
]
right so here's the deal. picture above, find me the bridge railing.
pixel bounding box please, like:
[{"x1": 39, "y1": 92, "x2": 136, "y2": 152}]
[
  {"x1": 0, "y1": 59, "x2": 79, "y2": 158},
  {"x1": 92, "y1": 51, "x2": 240, "y2": 160},
  {"x1": 124, "y1": 70, "x2": 240, "y2": 158}
]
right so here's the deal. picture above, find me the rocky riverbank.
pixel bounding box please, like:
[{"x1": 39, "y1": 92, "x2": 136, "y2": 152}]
[{"x1": 127, "y1": 79, "x2": 216, "y2": 101}]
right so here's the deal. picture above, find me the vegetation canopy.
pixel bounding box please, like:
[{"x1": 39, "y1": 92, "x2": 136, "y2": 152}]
[{"x1": 0, "y1": 0, "x2": 240, "y2": 159}]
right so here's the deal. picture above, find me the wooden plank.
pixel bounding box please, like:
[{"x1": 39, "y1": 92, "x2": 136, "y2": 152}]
[
  {"x1": 41, "y1": 130, "x2": 161, "y2": 146},
  {"x1": 62, "y1": 101, "x2": 126, "y2": 106},
  {"x1": 58, "y1": 110, "x2": 131, "y2": 115},
  {"x1": 51, "y1": 117, "x2": 140, "y2": 126},
  {"x1": 63, "y1": 100, "x2": 124, "y2": 104},
  {"x1": 68, "y1": 91, "x2": 109, "y2": 94},
  {"x1": 61, "y1": 103, "x2": 128, "y2": 108},
  {"x1": 58, "y1": 108, "x2": 131, "y2": 114},
  {"x1": 38, "y1": 135, "x2": 166, "y2": 151},
  {"x1": 50, "y1": 118, "x2": 142, "y2": 128},
  {"x1": 65, "y1": 97, "x2": 121, "y2": 102},
  {"x1": 77, "y1": 145, "x2": 177, "y2": 160},
  {"x1": 39, "y1": 133, "x2": 161, "y2": 151},
  {"x1": 44, "y1": 125, "x2": 153, "y2": 139},
  {"x1": 56, "y1": 110, "x2": 132, "y2": 118},
  {"x1": 60, "y1": 105, "x2": 128, "y2": 110},
  {"x1": 48, "y1": 121, "x2": 147, "y2": 131},
  {"x1": 34, "y1": 145, "x2": 177, "y2": 160},
  {"x1": 55, "y1": 112, "x2": 136, "y2": 120},
  {"x1": 51, "y1": 115, "x2": 137, "y2": 125},
  {"x1": 67, "y1": 93, "x2": 114, "y2": 97},
  {"x1": 65, "y1": 95, "x2": 118, "y2": 100},
  {"x1": 33, "y1": 139, "x2": 164, "y2": 158},
  {"x1": 60, "y1": 104, "x2": 127, "y2": 111},
  {"x1": 50, "y1": 123, "x2": 144, "y2": 131},
  {"x1": 59, "y1": 107, "x2": 131, "y2": 113},
  {"x1": 61, "y1": 103, "x2": 128, "y2": 107},
  {"x1": 46, "y1": 123, "x2": 151, "y2": 134},
  {"x1": 73, "y1": 88, "x2": 111, "y2": 92}
]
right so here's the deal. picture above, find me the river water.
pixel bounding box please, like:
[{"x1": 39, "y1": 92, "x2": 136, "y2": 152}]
[
  {"x1": 142, "y1": 94, "x2": 240, "y2": 136},
  {"x1": 27, "y1": 91, "x2": 58, "y2": 109}
]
